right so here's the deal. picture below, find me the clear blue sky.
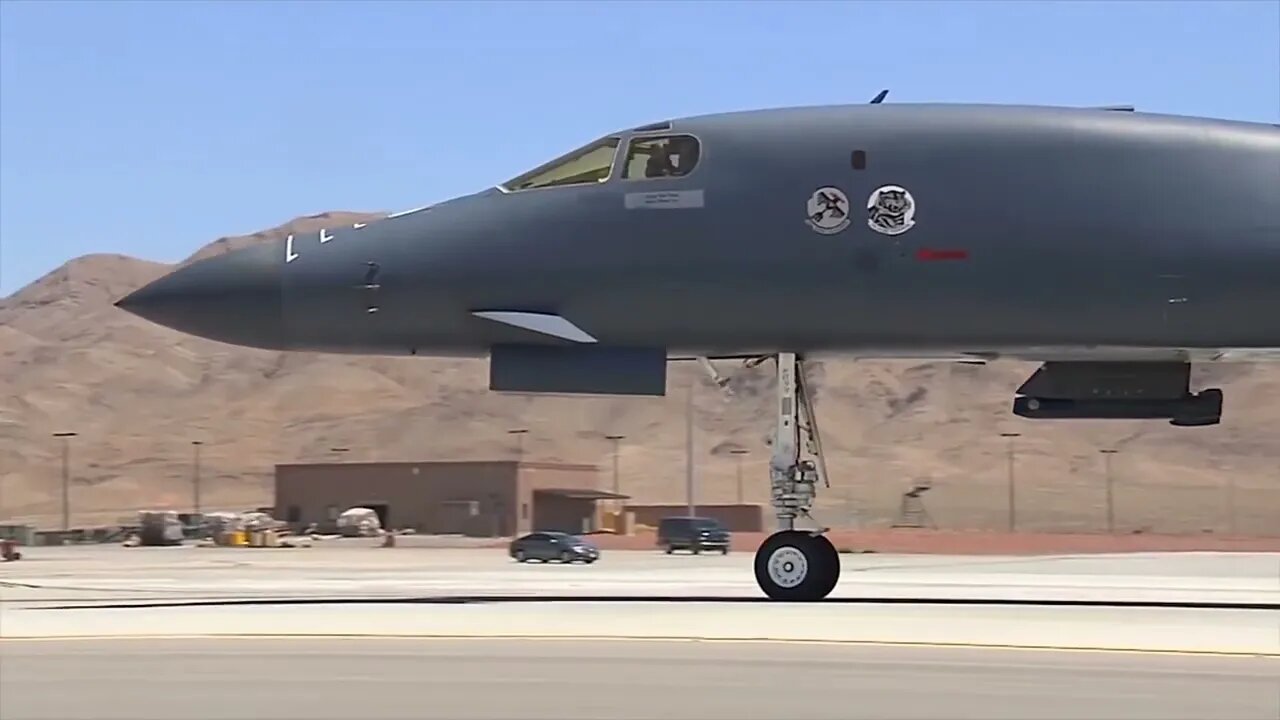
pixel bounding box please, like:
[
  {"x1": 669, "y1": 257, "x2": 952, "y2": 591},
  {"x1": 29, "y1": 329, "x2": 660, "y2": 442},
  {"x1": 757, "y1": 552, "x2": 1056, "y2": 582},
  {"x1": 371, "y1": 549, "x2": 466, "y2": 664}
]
[{"x1": 1, "y1": 0, "x2": 1277, "y2": 296}]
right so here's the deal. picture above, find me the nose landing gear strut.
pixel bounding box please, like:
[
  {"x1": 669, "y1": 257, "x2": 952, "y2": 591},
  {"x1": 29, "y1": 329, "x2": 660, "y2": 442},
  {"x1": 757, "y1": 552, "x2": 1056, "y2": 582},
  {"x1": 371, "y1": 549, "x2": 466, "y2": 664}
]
[{"x1": 751, "y1": 352, "x2": 840, "y2": 601}]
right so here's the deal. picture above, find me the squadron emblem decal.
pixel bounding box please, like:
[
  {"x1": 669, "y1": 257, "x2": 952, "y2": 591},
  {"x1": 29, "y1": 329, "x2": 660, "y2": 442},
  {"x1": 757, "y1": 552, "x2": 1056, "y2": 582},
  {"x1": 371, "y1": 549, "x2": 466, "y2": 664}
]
[
  {"x1": 867, "y1": 184, "x2": 916, "y2": 236},
  {"x1": 805, "y1": 186, "x2": 852, "y2": 235}
]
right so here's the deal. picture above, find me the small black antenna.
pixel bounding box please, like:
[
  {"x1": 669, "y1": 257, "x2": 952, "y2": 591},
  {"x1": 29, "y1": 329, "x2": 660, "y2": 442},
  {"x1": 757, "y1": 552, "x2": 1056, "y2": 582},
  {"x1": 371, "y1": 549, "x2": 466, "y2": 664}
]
[{"x1": 869, "y1": 89, "x2": 889, "y2": 104}]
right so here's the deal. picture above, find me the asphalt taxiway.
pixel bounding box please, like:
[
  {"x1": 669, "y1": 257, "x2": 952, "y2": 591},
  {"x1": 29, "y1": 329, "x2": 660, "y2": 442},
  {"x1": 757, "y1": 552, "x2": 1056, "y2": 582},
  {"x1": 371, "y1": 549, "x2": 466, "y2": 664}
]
[
  {"x1": 1, "y1": 545, "x2": 1276, "y2": 719},
  {"x1": 2, "y1": 638, "x2": 1277, "y2": 720}
]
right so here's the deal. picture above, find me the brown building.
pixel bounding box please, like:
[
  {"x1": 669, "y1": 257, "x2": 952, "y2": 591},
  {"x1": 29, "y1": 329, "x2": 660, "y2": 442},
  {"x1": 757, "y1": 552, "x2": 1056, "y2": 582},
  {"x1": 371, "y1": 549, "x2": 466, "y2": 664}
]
[
  {"x1": 274, "y1": 460, "x2": 626, "y2": 537},
  {"x1": 625, "y1": 503, "x2": 766, "y2": 533}
]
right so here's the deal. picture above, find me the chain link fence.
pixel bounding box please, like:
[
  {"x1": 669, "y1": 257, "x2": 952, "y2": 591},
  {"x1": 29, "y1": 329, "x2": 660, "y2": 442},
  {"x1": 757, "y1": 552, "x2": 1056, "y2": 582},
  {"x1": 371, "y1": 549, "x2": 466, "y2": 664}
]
[
  {"x1": 623, "y1": 450, "x2": 1279, "y2": 538},
  {"x1": 4, "y1": 437, "x2": 1275, "y2": 538}
]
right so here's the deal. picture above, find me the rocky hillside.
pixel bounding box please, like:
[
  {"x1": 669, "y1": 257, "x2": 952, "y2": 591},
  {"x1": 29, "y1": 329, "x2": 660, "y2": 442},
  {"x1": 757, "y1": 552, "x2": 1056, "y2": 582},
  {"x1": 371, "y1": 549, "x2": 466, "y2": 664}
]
[{"x1": 2, "y1": 213, "x2": 1277, "y2": 534}]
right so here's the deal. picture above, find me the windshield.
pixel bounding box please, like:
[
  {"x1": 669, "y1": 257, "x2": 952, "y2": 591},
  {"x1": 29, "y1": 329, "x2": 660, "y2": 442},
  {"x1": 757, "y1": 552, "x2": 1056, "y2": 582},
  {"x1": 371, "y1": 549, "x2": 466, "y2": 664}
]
[
  {"x1": 500, "y1": 137, "x2": 620, "y2": 192},
  {"x1": 621, "y1": 134, "x2": 701, "y2": 179}
]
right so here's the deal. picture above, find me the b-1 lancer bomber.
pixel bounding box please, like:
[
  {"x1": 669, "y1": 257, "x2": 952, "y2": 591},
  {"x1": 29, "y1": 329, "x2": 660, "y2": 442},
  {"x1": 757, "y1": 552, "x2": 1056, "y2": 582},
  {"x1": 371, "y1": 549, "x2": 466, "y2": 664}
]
[{"x1": 116, "y1": 94, "x2": 1280, "y2": 601}]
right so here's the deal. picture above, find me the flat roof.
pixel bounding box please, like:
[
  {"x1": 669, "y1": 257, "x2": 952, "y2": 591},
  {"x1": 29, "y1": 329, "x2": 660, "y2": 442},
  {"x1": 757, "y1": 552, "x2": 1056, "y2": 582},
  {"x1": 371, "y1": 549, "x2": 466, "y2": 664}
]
[
  {"x1": 534, "y1": 488, "x2": 630, "y2": 500},
  {"x1": 276, "y1": 460, "x2": 599, "y2": 471}
]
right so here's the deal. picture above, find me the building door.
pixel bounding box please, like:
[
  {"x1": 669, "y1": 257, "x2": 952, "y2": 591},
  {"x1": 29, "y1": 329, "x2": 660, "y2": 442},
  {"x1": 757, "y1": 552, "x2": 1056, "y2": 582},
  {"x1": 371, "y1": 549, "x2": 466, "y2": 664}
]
[{"x1": 358, "y1": 503, "x2": 390, "y2": 529}]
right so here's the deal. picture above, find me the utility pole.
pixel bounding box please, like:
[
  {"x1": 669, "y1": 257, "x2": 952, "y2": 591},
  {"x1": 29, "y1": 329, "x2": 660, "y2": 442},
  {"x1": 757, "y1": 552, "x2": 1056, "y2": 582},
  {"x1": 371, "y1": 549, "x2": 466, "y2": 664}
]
[
  {"x1": 605, "y1": 435, "x2": 625, "y2": 495},
  {"x1": 191, "y1": 441, "x2": 204, "y2": 515},
  {"x1": 999, "y1": 432, "x2": 1021, "y2": 532},
  {"x1": 53, "y1": 432, "x2": 77, "y2": 531},
  {"x1": 1225, "y1": 473, "x2": 1237, "y2": 536},
  {"x1": 1099, "y1": 449, "x2": 1118, "y2": 533},
  {"x1": 507, "y1": 428, "x2": 528, "y2": 461},
  {"x1": 730, "y1": 448, "x2": 749, "y2": 504},
  {"x1": 685, "y1": 380, "x2": 695, "y2": 517}
]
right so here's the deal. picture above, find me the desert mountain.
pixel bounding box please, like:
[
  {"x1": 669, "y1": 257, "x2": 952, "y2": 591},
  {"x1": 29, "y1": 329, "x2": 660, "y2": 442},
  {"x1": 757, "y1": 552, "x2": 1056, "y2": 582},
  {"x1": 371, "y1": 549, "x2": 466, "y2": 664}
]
[{"x1": 2, "y1": 213, "x2": 1277, "y2": 534}]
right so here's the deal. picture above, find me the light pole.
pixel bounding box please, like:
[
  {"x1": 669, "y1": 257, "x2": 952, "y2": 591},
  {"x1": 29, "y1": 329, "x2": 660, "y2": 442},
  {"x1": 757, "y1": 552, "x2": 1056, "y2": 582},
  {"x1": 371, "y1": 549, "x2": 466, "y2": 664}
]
[
  {"x1": 1099, "y1": 449, "x2": 1118, "y2": 533},
  {"x1": 999, "y1": 432, "x2": 1021, "y2": 532},
  {"x1": 507, "y1": 428, "x2": 528, "y2": 461},
  {"x1": 191, "y1": 441, "x2": 203, "y2": 515},
  {"x1": 605, "y1": 434, "x2": 625, "y2": 495},
  {"x1": 52, "y1": 432, "x2": 77, "y2": 531},
  {"x1": 685, "y1": 380, "x2": 695, "y2": 517},
  {"x1": 730, "y1": 449, "x2": 749, "y2": 504},
  {"x1": 1225, "y1": 472, "x2": 1237, "y2": 536}
]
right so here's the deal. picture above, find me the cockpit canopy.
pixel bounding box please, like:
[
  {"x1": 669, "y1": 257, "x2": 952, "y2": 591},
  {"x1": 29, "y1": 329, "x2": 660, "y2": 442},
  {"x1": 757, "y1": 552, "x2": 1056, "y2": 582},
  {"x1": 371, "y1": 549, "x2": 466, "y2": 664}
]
[{"x1": 500, "y1": 131, "x2": 701, "y2": 192}]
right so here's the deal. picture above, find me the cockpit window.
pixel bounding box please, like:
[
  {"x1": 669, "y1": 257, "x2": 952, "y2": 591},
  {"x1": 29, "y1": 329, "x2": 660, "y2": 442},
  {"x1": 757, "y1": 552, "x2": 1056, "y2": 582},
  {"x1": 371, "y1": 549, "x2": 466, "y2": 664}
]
[
  {"x1": 501, "y1": 137, "x2": 621, "y2": 192},
  {"x1": 622, "y1": 134, "x2": 700, "y2": 180}
]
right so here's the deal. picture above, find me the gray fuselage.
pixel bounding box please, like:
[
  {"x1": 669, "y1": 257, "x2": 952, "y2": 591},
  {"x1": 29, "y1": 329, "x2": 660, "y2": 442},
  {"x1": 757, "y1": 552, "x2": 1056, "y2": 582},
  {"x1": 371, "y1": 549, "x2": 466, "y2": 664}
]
[{"x1": 119, "y1": 103, "x2": 1280, "y2": 362}]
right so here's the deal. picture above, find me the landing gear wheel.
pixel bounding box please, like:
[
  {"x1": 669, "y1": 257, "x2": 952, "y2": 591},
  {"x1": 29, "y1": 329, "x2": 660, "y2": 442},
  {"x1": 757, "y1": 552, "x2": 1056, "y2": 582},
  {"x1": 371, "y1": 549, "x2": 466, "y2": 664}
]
[
  {"x1": 753, "y1": 531, "x2": 840, "y2": 601},
  {"x1": 515, "y1": 549, "x2": 526, "y2": 563},
  {"x1": 560, "y1": 551, "x2": 572, "y2": 563}
]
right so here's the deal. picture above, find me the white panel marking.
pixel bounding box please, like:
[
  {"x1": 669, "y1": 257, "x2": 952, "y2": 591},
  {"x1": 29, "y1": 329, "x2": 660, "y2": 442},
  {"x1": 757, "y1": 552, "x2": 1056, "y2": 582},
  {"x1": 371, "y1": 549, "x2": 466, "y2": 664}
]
[
  {"x1": 624, "y1": 189, "x2": 704, "y2": 209},
  {"x1": 386, "y1": 205, "x2": 432, "y2": 219},
  {"x1": 473, "y1": 311, "x2": 597, "y2": 343}
]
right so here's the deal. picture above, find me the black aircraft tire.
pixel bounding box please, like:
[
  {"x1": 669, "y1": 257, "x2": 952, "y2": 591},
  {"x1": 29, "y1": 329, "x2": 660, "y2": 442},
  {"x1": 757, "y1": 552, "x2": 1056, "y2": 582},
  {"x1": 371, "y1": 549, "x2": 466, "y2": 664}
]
[
  {"x1": 753, "y1": 531, "x2": 840, "y2": 601},
  {"x1": 809, "y1": 533, "x2": 840, "y2": 598}
]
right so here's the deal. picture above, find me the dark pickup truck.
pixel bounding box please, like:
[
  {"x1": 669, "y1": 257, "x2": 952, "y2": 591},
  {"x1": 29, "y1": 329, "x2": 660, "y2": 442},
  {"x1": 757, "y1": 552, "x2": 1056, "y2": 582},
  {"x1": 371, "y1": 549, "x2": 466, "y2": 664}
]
[{"x1": 657, "y1": 515, "x2": 731, "y2": 554}]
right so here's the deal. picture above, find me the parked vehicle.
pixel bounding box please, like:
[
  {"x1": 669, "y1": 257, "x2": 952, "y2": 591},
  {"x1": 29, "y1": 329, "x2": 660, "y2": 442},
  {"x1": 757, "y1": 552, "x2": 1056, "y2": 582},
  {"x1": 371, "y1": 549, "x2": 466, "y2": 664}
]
[
  {"x1": 0, "y1": 539, "x2": 21, "y2": 561},
  {"x1": 137, "y1": 510, "x2": 185, "y2": 546},
  {"x1": 509, "y1": 531, "x2": 600, "y2": 563},
  {"x1": 336, "y1": 507, "x2": 382, "y2": 537},
  {"x1": 657, "y1": 516, "x2": 731, "y2": 554}
]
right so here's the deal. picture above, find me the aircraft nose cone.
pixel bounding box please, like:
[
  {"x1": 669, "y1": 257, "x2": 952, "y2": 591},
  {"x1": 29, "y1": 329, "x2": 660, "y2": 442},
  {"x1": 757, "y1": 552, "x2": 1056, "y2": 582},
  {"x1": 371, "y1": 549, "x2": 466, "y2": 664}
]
[{"x1": 115, "y1": 242, "x2": 288, "y2": 350}]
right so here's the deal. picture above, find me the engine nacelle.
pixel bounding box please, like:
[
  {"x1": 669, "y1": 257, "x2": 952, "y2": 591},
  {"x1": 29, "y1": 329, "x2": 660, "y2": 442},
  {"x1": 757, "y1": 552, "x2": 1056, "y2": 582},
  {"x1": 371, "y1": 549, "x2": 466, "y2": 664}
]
[{"x1": 1010, "y1": 361, "x2": 1223, "y2": 427}]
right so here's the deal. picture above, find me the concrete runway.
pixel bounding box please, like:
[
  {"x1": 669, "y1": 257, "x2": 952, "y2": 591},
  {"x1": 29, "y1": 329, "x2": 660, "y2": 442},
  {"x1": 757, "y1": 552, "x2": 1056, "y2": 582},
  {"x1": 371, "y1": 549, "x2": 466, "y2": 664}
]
[
  {"x1": 2, "y1": 545, "x2": 1276, "y2": 654},
  {"x1": 4, "y1": 544, "x2": 1278, "y2": 604},
  {"x1": 2, "y1": 544, "x2": 1276, "y2": 719},
  {"x1": 2, "y1": 637, "x2": 1277, "y2": 720}
]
